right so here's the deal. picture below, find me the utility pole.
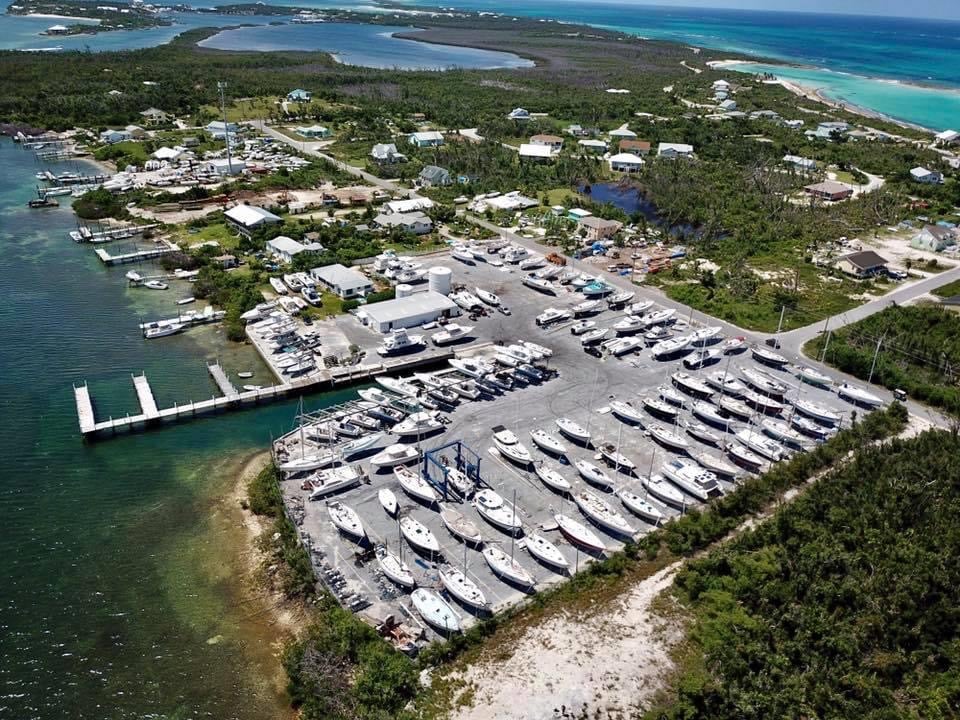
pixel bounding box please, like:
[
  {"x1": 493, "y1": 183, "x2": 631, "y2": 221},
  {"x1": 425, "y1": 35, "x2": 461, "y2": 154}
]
[
  {"x1": 868, "y1": 331, "x2": 887, "y2": 384},
  {"x1": 775, "y1": 305, "x2": 786, "y2": 335},
  {"x1": 218, "y1": 81, "x2": 233, "y2": 174},
  {"x1": 820, "y1": 330, "x2": 832, "y2": 363}
]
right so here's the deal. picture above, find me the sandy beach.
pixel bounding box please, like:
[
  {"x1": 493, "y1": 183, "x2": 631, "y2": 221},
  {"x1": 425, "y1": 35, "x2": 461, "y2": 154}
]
[{"x1": 21, "y1": 12, "x2": 101, "y2": 23}]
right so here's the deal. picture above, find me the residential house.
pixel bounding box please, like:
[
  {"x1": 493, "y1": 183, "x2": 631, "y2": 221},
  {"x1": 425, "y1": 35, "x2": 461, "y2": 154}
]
[
  {"x1": 224, "y1": 204, "x2": 282, "y2": 238},
  {"x1": 948, "y1": 157, "x2": 960, "y2": 170},
  {"x1": 418, "y1": 165, "x2": 452, "y2": 187},
  {"x1": 783, "y1": 119, "x2": 805, "y2": 130},
  {"x1": 783, "y1": 154, "x2": 817, "y2": 172},
  {"x1": 384, "y1": 198, "x2": 434, "y2": 214},
  {"x1": 212, "y1": 254, "x2": 238, "y2": 269},
  {"x1": 139, "y1": 107, "x2": 171, "y2": 125},
  {"x1": 609, "y1": 127, "x2": 637, "y2": 139},
  {"x1": 565, "y1": 124, "x2": 588, "y2": 136},
  {"x1": 810, "y1": 121, "x2": 850, "y2": 140},
  {"x1": 749, "y1": 110, "x2": 780, "y2": 121},
  {"x1": 618, "y1": 139, "x2": 651, "y2": 155},
  {"x1": 567, "y1": 208, "x2": 593, "y2": 222},
  {"x1": 205, "y1": 158, "x2": 246, "y2": 175},
  {"x1": 578, "y1": 216, "x2": 623, "y2": 242},
  {"x1": 181, "y1": 136, "x2": 200, "y2": 148},
  {"x1": 373, "y1": 211, "x2": 433, "y2": 235},
  {"x1": 99, "y1": 129, "x2": 132, "y2": 144},
  {"x1": 286, "y1": 88, "x2": 312, "y2": 102},
  {"x1": 835, "y1": 250, "x2": 888, "y2": 278},
  {"x1": 519, "y1": 143, "x2": 554, "y2": 162},
  {"x1": 911, "y1": 225, "x2": 957, "y2": 252},
  {"x1": 507, "y1": 108, "x2": 530, "y2": 120},
  {"x1": 935, "y1": 129, "x2": 959, "y2": 147},
  {"x1": 266, "y1": 235, "x2": 324, "y2": 264},
  {"x1": 295, "y1": 125, "x2": 331, "y2": 138},
  {"x1": 711, "y1": 79, "x2": 731, "y2": 91},
  {"x1": 578, "y1": 139, "x2": 608, "y2": 154},
  {"x1": 658, "y1": 142, "x2": 695, "y2": 158},
  {"x1": 719, "y1": 99, "x2": 737, "y2": 111},
  {"x1": 152, "y1": 146, "x2": 183, "y2": 162},
  {"x1": 310, "y1": 264, "x2": 373, "y2": 299},
  {"x1": 804, "y1": 180, "x2": 853, "y2": 202},
  {"x1": 408, "y1": 131, "x2": 444, "y2": 148},
  {"x1": 530, "y1": 134, "x2": 563, "y2": 152},
  {"x1": 910, "y1": 166, "x2": 943, "y2": 184},
  {"x1": 370, "y1": 143, "x2": 406, "y2": 164},
  {"x1": 608, "y1": 152, "x2": 645, "y2": 173},
  {"x1": 205, "y1": 121, "x2": 239, "y2": 140}
]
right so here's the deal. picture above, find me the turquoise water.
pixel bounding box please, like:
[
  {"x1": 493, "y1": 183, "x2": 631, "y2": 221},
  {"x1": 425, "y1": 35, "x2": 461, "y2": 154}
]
[
  {"x1": 198, "y1": 22, "x2": 533, "y2": 69},
  {"x1": 0, "y1": 137, "x2": 358, "y2": 718}
]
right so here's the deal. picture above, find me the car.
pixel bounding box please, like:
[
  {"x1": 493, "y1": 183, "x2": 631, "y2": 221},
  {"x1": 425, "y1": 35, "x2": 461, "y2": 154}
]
[
  {"x1": 302, "y1": 315, "x2": 314, "y2": 325},
  {"x1": 765, "y1": 337, "x2": 781, "y2": 349},
  {"x1": 584, "y1": 345, "x2": 602, "y2": 358},
  {"x1": 499, "y1": 305, "x2": 511, "y2": 316}
]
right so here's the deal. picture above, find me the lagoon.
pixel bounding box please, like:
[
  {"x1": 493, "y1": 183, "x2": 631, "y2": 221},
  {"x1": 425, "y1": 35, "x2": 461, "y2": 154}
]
[{"x1": 197, "y1": 22, "x2": 534, "y2": 69}]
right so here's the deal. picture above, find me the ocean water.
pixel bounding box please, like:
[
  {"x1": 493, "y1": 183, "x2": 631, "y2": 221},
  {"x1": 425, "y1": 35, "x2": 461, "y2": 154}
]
[
  {"x1": 0, "y1": 137, "x2": 358, "y2": 718},
  {"x1": 198, "y1": 22, "x2": 533, "y2": 69}
]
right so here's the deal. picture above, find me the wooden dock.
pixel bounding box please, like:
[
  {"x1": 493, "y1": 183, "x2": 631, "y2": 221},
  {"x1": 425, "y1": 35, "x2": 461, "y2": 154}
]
[
  {"x1": 74, "y1": 384, "x2": 96, "y2": 434},
  {"x1": 132, "y1": 373, "x2": 160, "y2": 420},
  {"x1": 94, "y1": 241, "x2": 179, "y2": 266},
  {"x1": 207, "y1": 363, "x2": 238, "y2": 396}
]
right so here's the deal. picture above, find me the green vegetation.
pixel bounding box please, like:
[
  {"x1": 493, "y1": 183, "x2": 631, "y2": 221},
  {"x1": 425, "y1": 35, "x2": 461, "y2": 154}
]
[
  {"x1": 806, "y1": 303, "x2": 960, "y2": 416},
  {"x1": 10, "y1": 0, "x2": 169, "y2": 32},
  {"x1": 654, "y1": 428, "x2": 960, "y2": 720},
  {"x1": 931, "y1": 278, "x2": 960, "y2": 298},
  {"x1": 93, "y1": 140, "x2": 150, "y2": 168},
  {"x1": 192, "y1": 262, "x2": 265, "y2": 341},
  {"x1": 72, "y1": 188, "x2": 129, "y2": 220}
]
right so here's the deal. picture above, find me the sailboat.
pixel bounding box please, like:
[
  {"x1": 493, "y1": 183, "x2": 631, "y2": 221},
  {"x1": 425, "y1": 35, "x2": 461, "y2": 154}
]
[
  {"x1": 440, "y1": 563, "x2": 489, "y2": 610},
  {"x1": 530, "y1": 429, "x2": 567, "y2": 455},
  {"x1": 377, "y1": 546, "x2": 416, "y2": 589},
  {"x1": 837, "y1": 382, "x2": 883, "y2": 407},
  {"x1": 575, "y1": 490, "x2": 637, "y2": 536},
  {"x1": 609, "y1": 399, "x2": 645, "y2": 425},
  {"x1": 524, "y1": 533, "x2": 569, "y2": 570},
  {"x1": 555, "y1": 417, "x2": 592, "y2": 444},
  {"x1": 400, "y1": 515, "x2": 441, "y2": 555},
  {"x1": 616, "y1": 487, "x2": 664, "y2": 525},
  {"x1": 790, "y1": 397, "x2": 841, "y2": 425},
  {"x1": 751, "y1": 345, "x2": 788, "y2": 367},
  {"x1": 574, "y1": 458, "x2": 614, "y2": 490},
  {"x1": 597, "y1": 442, "x2": 636, "y2": 472},
  {"x1": 411, "y1": 588, "x2": 461, "y2": 633},
  {"x1": 394, "y1": 465, "x2": 440, "y2": 504},
  {"x1": 370, "y1": 444, "x2": 420, "y2": 469},
  {"x1": 440, "y1": 505, "x2": 484, "y2": 546},
  {"x1": 474, "y1": 489, "x2": 522, "y2": 535},
  {"x1": 554, "y1": 513, "x2": 607, "y2": 553},
  {"x1": 534, "y1": 462, "x2": 572, "y2": 494},
  {"x1": 797, "y1": 365, "x2": 833, "y2": 388},
  {"x1": 307, "y1": 465, "x2": 365, "y2": 500},
  {"x1": 735, "y1": 429, "x2": 785, "y2": 462},
  {"x1": 492, "y1": 426, "x2": 534, "y2": 466},
  {"x1": 378, "y1": 488, "x2": 398, "y2": 516},
  {"x1": 483, "y1": 546, "x2": 535, "y2": 588},
  {"x1": 326, "y1": 501, "x2": 366, "y2": 540},
  {"x1": 705, "y1": 370, "x2": 748, "y2": 397},
  {"x1": 648, "y1": 424, "x2": 690, "y2": 452},
  {"x1": 640, "y1": 474, "x2": 686, "y2": 508}
]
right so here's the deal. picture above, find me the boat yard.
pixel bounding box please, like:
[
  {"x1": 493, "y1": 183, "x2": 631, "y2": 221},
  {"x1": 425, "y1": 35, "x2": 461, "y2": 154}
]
[{"x1": 268, "y1": 251, "x2": 873, "y2": 648}]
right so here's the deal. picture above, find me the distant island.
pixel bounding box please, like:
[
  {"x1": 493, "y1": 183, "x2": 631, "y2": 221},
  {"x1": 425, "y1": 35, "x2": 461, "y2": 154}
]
[{"x1": 9, "y1": 0, "x2": 171, "y2": 33}]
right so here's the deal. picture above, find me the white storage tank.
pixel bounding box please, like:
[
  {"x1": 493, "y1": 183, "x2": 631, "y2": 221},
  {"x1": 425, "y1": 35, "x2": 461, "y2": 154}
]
[
  {"x1": 395, "y1": 283, "x2": 413, "y2": 298},
  {"x1": 428, "y1": 266, "x2": 452, "y2": 296}
]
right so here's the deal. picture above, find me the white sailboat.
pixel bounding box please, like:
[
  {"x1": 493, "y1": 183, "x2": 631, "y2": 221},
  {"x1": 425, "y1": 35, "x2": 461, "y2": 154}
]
[
  {"x1": 307, "y1": 465, "x2": 365, "y2": 500},
  {"x1": 610, "y1": 399, "x2": 646, "y2": 425},
  {"x1": 735, "y1": 429, "x2": 785, "y2": 462},
  {"x1": 718, "y1": 395, "x2": 753, "y2": 420},
  {"x1": 326, "y1": 501, "x2": 366, "y2": 540},
  {"x1": 791, "y1": 415, "x2": 832, "y2": 439},
  {"x1": 439, "y1": 565, "x2": 488, "y2": 610},
  {"x1": 474, "y1": 287, "x2": 500, "y2": 306},
  {"x1": 648, "y1": 424, "x2": 690, "y2": 452},
  {"x1": 685, "y1": 420, "x2": 721, "y2": 446},
  {"x1": 554, "y1": 513, "x2": 606, "y2": 553},
  {"x1": 617, "y1": 487, "x2": 664, "y2": 525},
  {"x1": 378, "y1": 488, "x2": 398, "y2": 516},
  {"x1": 597, "y1": 442, "x2": 636, "y2": 472},
  {"x1": 474, "y1": 489, "x2": 522, "y2": 535},
  {"x1": 411, "y1": 588, "x2": 461, "y2": 633},
  {"x1": 534, "y1": 462, "x2": 572, "y2": 494},
  {"x1": 691, "y1": 325, "x2": 723, "y2": 346},
  {"x1": 523, "y1": 274, "x2": 555, "y2": 294},
  {"x1": 742, "y1": 390, "x2": 784, "y2": 415},
  {"x1": 400, "y1": 515, "x2": 441, "y2": 555},
  {"x1": 672, "y1": 372, "x2": 715, "y2": 398},
  {"x1": 370, "y1": 444, "x2": 420, "y2": 469},
  {"x1": 440, "y1": 505, "x2": 484, "y2": 546},
  {"x1": 574, "y1": 458, "x2": 614, "y2": 490},
  {"x1": 751, "y1": 345, "x2": 788, "y2": 366},
  {"x1": 691, "y1": 450, "x2": 741, "y2": 479},
  {"x1": 483, "y1": 546, "x2": 535, "y2": 588},
  {"x1": 555, "y1": 417, "x2": 592, "y2": 444},
  {"x1": 761, "y1": 418, "x2": 808, "y2": 447},
  {"x1": 797, "y1": 365, "x2": 833, "y2": 388},
  {"x1": 837, "y1": 382, "x2": 883, "y2": 407},
  {"x1": 575, "y1": 490, "x2": 637, "y2": 536},
  {"x1": 377, "y1": 546, "x2": 416, "y2": 589},
  {"x1": 572, "y1": 299, "x2": 603, "y2": 316},
  {"x1": 394, "y1": 465, "x2": 439, "y2": 504},
  {"x1": 492, "y1": 426, "x2": 534, "y2": 466},
  {"x1": 530, "y1": 429, "x2": 567, "y2": 455},
  {"x1": 691, "y1": 400, "x2": 736, "y2": 431},
  {"x1": 641, "y1": 474, "x2": 687, "y2": 508},
  {"x1": 524, "y1": 533, "x2": 569, "y2": 570},
  {"x1": 643, "y1": 397, "x2": 679, "y2": 420},
  {"x1": 726, "y1": 441, "x2": 766, "y2": 470},
  {"x1": 705, "y1": 370, "x2": 748, "y2": 397},
  {"x1": 740, "y1": 366, "x2": 788, "y2": 396},
  {"x1": 791, "y1": 397, "x2": 841, "y2": 425}
]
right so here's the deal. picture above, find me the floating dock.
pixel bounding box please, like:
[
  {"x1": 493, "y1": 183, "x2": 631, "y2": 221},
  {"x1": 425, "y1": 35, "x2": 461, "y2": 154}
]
[
  {"x1": 132, "y1": 373, "x2": 160, "y2": 420},
  {"x1": 94, "y1": 241, "x2": 179, "y2": 266},
  {"x1": 74, "y1": 384, "x2": 96, "y2": 435},
  {"x1": 207, "y1": 363, "x2": 238, "y2": 396}
]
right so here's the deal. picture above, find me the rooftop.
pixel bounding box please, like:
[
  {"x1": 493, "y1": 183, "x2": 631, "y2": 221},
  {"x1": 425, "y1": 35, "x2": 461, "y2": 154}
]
[
  {"x1": 311, "y1": 263, "x2": 371, "y2": 290},
  {"x1": 359, "y1": 290, "x2": 457, "y2": 324}
]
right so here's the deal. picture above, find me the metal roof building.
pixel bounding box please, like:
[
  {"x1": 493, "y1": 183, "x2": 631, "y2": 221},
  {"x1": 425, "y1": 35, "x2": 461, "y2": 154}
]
[{"x1": 357, "y1": 291, "x2": 459, "y2": 333}]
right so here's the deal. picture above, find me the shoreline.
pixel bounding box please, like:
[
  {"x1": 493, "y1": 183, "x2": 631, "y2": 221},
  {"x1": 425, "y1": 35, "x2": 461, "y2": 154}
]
[
  {"x1": 708, "y1": 58, "x2": 940, "y2": 134},
  {"x1": 18, "y1": 12, "x2": 102, "y2": 22}
]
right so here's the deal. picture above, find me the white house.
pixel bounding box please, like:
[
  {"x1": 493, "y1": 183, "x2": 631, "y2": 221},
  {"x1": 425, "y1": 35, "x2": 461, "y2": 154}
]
[
  {"x1": 224, "y1": 205, "x2": 282, "y2": 237},
  {"x1": 373, "y1": 211, "x2": 433, "y2": 235},
  {"x1": 384, "y1": 198, "x2": 434, "y2": 215},
  {"x1": 408, "y1": 131, "x2": 444, "y2": 148},
  {"x1": 507, "y1": 108, "x2": 530, "y2": 120},
  {"x1": 609, "y1": 127, "x2": 637, "y2": 139},
  {"x1": 310, "y1": 263, "x2": 373, "y2": 299},
  {"x1": 205, "y1": 121, "x2": 239, "y2": 140},
  {"x1": 578, "y1": 139, "x2": 608, "y2": 154},
  {"x1": 719, "y1": 99, "x2": 737, "y2": 111},
  {"x1": 371, "y1": 143, "x2": 406, "y2": 164},
  {"x1": 266, "y1": 235, "x2": 324, "y2": 264},
  {"x1": 530, "y1": 134, "x2": 564, "y2": 151},
  {"x1": 658, "y1": 142, "x2": 695, "y2": 158},
  {"x1": 294, "y1": 125, "x2": 330, "y2": 138},
  {"x1": 935, "y1": 129, "x2": 959, "y2": 146},
  {"x1": 783, "y1": 154, "x2": 817, "y2": 172},
  {"x1": 609, "y1": 152, "x2": 645, "y2": 172},
  {"x1": 205, "y1": 158, "x2": 246, "y2": 176},
  {"x1": 99, "y1": 129, "x2": 132, "y2": 144},
  {"x1": 152, "y1": 146, "x2": 183, "y2": 162},
  {"x1": 783, "y1": 119, "x2": 805, "y2": 130},
  {"x1": 518, "y1": 143, "x2": 554, "y2": 162},
  {"x1": 910, "y1": 166, "x2": 943, "y2": 184},
  {"x1": 711, "y1": 79, "x2": 730, "y2": 90}
]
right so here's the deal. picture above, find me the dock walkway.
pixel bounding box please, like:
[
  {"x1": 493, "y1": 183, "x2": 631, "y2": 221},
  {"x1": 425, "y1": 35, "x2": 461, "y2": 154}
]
[
  {"x1": 94, "y1": 240, "x2": 179, "y2": 266},
  {"x1": 74, "y1": 384, "x2": 96, "y2": 434},
  {"x1": 132, "y1": 373, "x2": 160, "y2": 420},
  {"x1": 207, "y1": 363, "x2": 238, "y2": 396}
]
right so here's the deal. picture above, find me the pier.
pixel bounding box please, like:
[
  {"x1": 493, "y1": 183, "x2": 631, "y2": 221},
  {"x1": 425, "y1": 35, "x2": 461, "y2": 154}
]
[
  {"x1": 74, "y1": 384, "x2": 96, "y2": 434},
  {"x1": 207, "y1": 363, "x2": 238, "y2": 396},
  {"x1": 132, "y1": 373, "x2": 160, "y2": 420},
  {"x1": 94, "y1": 240, "x2": 179, "y2": 266}
]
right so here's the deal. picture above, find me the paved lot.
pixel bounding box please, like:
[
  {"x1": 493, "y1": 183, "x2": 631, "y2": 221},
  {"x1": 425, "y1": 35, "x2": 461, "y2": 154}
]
[{"x1": 276, "y1": 251, "x2": 873, "y2": 645}]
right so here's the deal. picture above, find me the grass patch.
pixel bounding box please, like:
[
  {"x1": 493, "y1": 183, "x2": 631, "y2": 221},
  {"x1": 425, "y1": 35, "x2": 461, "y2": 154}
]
[
  {"x1": 931, "y1": 277, "x2": 960, "y2": 298},
  {"x1": 177, "y1": 221, "x2": 241, "y2": 251}
]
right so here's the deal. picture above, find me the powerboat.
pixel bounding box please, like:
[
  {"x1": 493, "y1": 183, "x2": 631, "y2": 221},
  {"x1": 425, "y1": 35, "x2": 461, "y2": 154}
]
[
  {"x1": 377, "y1": 547, "x2": 415, "y2": 589},
  {"x1": 400, "y1": 515, "x2": 441, "y2": 555},
  {"x1": 651, "y1": 335, "x2": 691, "y2": 359},
  {"x1": 691, "y1": 325, "x2": 723, "y2": 346},
  {"x1": 580, "y1": 328, "x2": 609, "y2": 346},
  {"x1": 554, "y1": 513, "x2": 607, "y2": 554},
  {"x1": 723, "y1": 336, "x2": 746, "y2": 353},
  {"x1": 530, "y1": 429, "x2": 567, "y2": 455},
  {"x1": 449, "y1": 357, "x2": 493, "y2": 379},
  {"x1": 483, "y1": 546, "x2": 535, "y2": 588},
  {"x1": 474, "y1": 287, "x2": 500, "y2": 306},
  {"x1": 641, "y1": 474, "x2": 687, "y2": 508},
  {"x1": 425, "y1": 386, "x2": 459, "y2": 406},
  {"x1": 474, "y1": 489, "x2": 522, "y2": 535},
  {"x1": 575, "y1": 458, "x2": 614, "y2": 490},
  {"x1": 392, "y1": 411, "x2": 444, "y2": 438},
  {"x1": 495, "y1": 351, "x2": 519, "y2": 368},
  {"x1": 535, "y1": 307, "x2": 572, "y2": 326},
  {"x1": 449, "y1": 290, "x2": 483, "y2": 312},
  {"x1": 570, "y1": 320, "x2": 597, "y2": 335},
  {"x1": 572, "y1": 299, "x2": 603, "y2": 316},
  {"x1": 644, "y1": 326, "x2": 672, "y2": 343},
  {"x1": 377, "y1": 328, "x2": 425, "y2": 356},
  {"x1": 524, "y1": 533, "x2": 569, "y2": 570},
  {"x1": 517, "y1": 363, "x2": 544, "y2": 381},
  {"x1": 685, "y1": 421, "x2": 721, "y2": 446},
  {"x1": 607, "y1": 337, "x2": 644, "y2": 356},
  {"x1": 705, "y1": 371, "x2": 748, "y2": 397},
  {"x1": 597, "y1": 442, "x2": 636, "y2": 472},
  {"x1": 523, "y1": 341, "x2": 553, "y2": 359},
  {"x1": 143, "y1": 280, "x2": 167, "y2": 290},
  {"x1": 671, "y1": 372, "x2": 714, "y2": 399},
  {"x1": 520, "y1": 255, "x2": 546, "y2": 271},
  {"x1": 617, "y1": 487, "x2": 664, "y2": 525},
  {"x1": 625, "y1": 299, "x2": 654, "y2": 315},
  {"x1": 440, "y1": 506, "x2": 484, "y2": 546},
  {"x1": 607, "y1": 290, "x2": 636, "y2": 307},
  {"x1": 575, "y1": 490, "x2": 636, "y2": 536},
  {"x1": 581, "y1": 279, "x2": 613, "y2": 298},
  {"x1": 269, "y1": 277, "x2": 288, "y2": 295},
  {"x1": 643, "y1": 308, "x2": 676, "y2": 326},
  {"x1": 492, "y1": 426, "x2": 534, "y2": 466},
  {"x1": 683, "y1": 348, "x2": 722, "y2": 369},
  {"x1": 837, "y1": 383, "x2": 883, "y2": 408},
  {"x1": 370, "y1": 444, "x2": 420, "y2": 469},
  {"x1": 376, "y1": 376, "x2": 420, "y2": 398},
  {"x1": 534, "y1": 462, "x2": 572, "y2": 494},
  {"x1": 648, "y1": 424, "x2": 690, "y2": 452},
  {"x1": 394, "y1": 465, "x2": 439, "y2": 504},
  {"x1": 555, "y1": 417, "x2": 591, "y2": 444},
  {"x1": 451, "y1": 380, "x2": 481, "y2": 400},
  {"x1": 431, "y1": 324, "x2": 474, "y2": 346},
  {"x1": 523, "y1": 274, "x2": 555, "y2": 294},
  {"x1": 451, "y1": 245, "x2": 475, "y2": 263},
  {"x1": 740, "y1": 366, "x2": 788, "y2": 396},
  {"x1": 661, "y1": 457, "x2": 719, "y2": 500},
  {"x1": 690, "y1": 450, "x2": 741, "y2": 479},
  {"x1": 797, "y1": 366, "x2": 833, "y2": 388},
  {"x1": 752, "y1": 345, "x2": 789, "y2": 367},
  {"x1": 735, "y1": 429, "x2": 785, "y2": 462},
  {"x1": 439, "y1": 565, "x2": 488, "y2": 610},
  {"x1": 613, "y1": 316, "x2": 645, "y2": 335},
  {"x1": 326, "y1": 500, "x2": 366, "y2": 540},
  {"x1": 791, "y1": 398, "x2": 841, "y2": 425},
  {"x1": 306, "y1": 465, "x2": 365, "y2": 500},
  {"x1": 378, "y1": 488, "x2": 398, "y2": 516},
  {"x1": 610, "y1": 399, "x2": 645, "y2": 425},
  {"x1": 411, "y1": 588, "x2": 460, "y2": 633},
  {"x1": 439, "y1": 464, "x2": 474, "y2": 498}
]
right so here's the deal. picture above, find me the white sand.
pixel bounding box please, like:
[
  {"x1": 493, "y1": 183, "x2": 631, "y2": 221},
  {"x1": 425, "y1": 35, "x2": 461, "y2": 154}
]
[{"x1": 446, "y1": 562, "x2": 684, "y2": 720}]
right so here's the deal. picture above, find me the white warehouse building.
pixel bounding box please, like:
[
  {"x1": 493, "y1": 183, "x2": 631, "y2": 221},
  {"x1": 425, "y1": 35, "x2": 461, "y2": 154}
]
[{"x1": 357, "y1": 291, "x2": 459, "y2": 333}]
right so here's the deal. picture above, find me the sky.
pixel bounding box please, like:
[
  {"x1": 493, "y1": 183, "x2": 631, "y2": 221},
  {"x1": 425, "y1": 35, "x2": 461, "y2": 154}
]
[{"x1": 633, "y1": 0, "x2": 960, "y2": 20}]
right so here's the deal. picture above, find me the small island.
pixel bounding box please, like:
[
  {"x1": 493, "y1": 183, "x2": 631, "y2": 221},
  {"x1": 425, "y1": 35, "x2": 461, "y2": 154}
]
[{"x1": 8, "y1": 0, "x2": 170, "y2": 34}]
